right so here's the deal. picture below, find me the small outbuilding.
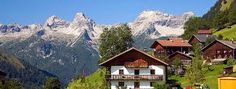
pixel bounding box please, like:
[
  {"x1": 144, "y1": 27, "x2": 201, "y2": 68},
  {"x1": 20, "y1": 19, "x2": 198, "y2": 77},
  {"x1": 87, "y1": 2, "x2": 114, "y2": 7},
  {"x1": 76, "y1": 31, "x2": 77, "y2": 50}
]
[
  {"x1": 167, "y1": 51, "x2": 192, "y2": 65},
  {"x1": 218, "y1": 77, "x2": 236, "y2": 89}
]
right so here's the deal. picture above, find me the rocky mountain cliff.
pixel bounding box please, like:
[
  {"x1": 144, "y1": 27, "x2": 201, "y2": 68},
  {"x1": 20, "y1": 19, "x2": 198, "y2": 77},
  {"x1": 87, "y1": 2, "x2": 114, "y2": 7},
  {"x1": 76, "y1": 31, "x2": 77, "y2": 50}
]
[{"x1": 0, "y1": 10, "x2": 193, "y2": 84}]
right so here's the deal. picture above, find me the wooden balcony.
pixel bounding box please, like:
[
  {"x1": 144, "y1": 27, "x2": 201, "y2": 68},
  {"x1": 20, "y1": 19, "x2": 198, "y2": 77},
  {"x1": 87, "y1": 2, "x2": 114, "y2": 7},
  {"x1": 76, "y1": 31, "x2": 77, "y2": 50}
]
[{"x1": 106, "y1": 75, "x2": 163, "y2": 80}]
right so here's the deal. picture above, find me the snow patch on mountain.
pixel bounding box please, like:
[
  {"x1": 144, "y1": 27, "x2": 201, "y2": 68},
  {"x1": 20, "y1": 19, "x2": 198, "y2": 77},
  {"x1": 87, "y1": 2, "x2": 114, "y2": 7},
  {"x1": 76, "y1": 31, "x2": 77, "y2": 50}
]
[
  {"x1": 0, "y1": 10, "x2": 194, "y2": 50},
  {"x1": 130, "y1": 10, "x2": 193, "y2": 39}
]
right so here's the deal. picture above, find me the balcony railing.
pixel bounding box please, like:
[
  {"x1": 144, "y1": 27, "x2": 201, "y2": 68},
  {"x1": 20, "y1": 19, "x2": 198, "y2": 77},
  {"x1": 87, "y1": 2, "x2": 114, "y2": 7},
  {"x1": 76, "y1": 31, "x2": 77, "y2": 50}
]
[{"x1": 106, "y1": 75, "x2": 163, "y2": 80}]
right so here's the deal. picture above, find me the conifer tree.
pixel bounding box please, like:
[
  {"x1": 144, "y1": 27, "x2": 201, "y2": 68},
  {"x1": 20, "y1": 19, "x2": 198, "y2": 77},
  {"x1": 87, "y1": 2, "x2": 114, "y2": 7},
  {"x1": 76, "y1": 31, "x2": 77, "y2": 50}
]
[
  {"x1": 186, "y1": 43, "x2": 205, "y2": 85},
  {"x1": 43, "y1": 77, "x2": 61, "y2": 89}
]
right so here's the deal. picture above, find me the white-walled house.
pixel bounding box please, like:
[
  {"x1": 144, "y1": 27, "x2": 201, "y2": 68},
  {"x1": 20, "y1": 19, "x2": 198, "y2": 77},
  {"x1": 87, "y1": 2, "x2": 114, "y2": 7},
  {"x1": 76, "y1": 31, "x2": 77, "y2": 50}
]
[{"x1": 99, "y1": 47, "x2": 168, "y2": 89}]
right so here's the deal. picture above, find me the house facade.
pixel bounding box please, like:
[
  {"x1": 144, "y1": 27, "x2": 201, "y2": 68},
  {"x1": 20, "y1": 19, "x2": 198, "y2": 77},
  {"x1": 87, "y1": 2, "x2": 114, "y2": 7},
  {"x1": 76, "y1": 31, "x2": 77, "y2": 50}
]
[
  {"x1": 150, "y1": 38, "x2": 192, "y2": 58},
  {"x1": 202, "y1": 40, "x2": 236, "y2": 62},
  {"x1": 99, "y1": 48, "x2": 168, "y2": 89}
]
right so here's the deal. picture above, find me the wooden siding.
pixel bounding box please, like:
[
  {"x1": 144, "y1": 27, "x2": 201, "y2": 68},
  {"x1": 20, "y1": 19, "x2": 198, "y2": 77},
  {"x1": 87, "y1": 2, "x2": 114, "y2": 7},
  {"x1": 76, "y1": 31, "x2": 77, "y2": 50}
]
[
  {"x1": 168, "y1": 53, "x2": 192, "y2": 65},
  {"x1": 124, "y1": 59, "x2": 149, "y2": 68},
  {"x1": 189, "y1": 36, "x2": 200, "y2": 45},
  {"x1": 203, "y1": 41, "x2": 234, "y2": 60},
  {"x1": 102, "y1": 50, "x2": 166, "y2": 66},
  {"x1": 154, "y1": 46, "x2": 190, "y2": 58}
]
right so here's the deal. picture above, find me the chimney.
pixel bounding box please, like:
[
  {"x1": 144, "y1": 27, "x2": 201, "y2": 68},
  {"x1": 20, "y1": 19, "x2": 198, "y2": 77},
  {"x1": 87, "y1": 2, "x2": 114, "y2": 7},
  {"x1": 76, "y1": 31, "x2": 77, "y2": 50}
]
[{"x1": 231, "y1": 39, "x2": 235, "y2": 44}]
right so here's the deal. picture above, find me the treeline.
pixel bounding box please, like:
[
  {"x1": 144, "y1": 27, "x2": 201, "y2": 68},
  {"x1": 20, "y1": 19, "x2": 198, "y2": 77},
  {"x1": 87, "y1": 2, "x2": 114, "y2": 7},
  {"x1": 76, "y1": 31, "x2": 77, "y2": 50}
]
[{"x1": 182, "y1": 0, "x2": 236, "y2": 39}]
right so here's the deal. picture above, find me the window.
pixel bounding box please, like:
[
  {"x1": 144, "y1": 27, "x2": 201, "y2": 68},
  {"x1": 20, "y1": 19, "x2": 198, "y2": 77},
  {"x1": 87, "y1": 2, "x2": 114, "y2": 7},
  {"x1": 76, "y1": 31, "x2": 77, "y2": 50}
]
[
  {"x1": 118, "y1": 82, "x2": 124, "y2": 87},
  {"x1": 150, "y1": 69, "x2": 155, "y2": 75},
  {"x1": 134, "y1": 82, "x2": 140, "y2": 88},
  {"x1": 134, "y1": 69, "x2": 139, "y2": 75},
  {"x1": 119, "y1": 69, "x2": 124, "y2": 75},
  {"x1": 224, "y1": 50, "x2": 227, "y2": 53}
]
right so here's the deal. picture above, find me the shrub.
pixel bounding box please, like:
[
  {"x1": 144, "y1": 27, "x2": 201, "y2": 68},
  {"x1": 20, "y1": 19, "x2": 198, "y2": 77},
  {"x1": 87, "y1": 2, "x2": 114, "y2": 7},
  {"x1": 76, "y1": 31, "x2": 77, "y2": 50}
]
[
  {"x1": 226, "y1": 57, "x2": 236, "y2": 66},
  {"x1": 153, "y1": 82, "x2": 169, "y2": 89}
]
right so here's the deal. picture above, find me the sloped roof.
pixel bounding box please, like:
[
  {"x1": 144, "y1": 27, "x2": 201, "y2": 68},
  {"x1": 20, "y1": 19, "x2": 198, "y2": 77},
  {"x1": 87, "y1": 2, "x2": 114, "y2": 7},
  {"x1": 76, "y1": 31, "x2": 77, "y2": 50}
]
[
  {"x1": 168, "y1": 51, "x2": 192, "y2": 60},
  {"x1": 219, "y1": 40, "x2": 236, "y2": 49},
  {"x1": 197, "y1": 29, "x2": 212, "y2": 34},
  {"x1": 151, "y1": 38, "x2": 192, "y2": 48},
  {"x1": 99, "y1": 47, "x2": 168, "y2": 66},
  {"x1": 190, "y1": 34, "x2": 216, "y2": 43},
  {"x1": 202, "y1": 40, "x2": 236, "y2": 51}
]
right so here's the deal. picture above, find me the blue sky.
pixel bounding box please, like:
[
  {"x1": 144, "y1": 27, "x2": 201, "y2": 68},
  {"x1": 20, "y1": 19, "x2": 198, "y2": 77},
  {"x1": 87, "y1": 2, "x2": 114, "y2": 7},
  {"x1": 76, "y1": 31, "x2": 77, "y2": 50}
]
[{"x1": 0, "y1": 0, "x2": 217, "y2": 25}]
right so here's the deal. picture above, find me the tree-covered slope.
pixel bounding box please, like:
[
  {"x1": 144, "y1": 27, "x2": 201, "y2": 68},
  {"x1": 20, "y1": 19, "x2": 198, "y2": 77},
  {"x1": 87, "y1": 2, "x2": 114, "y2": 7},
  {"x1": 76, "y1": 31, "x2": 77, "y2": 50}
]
[
  {"x1": 0, "y1": 49, "x2": 55, "y2": 89},
  {"x1": 1, "y1": 35, "x2": 99, "y2": 85},
  {"x1": 182, "y1": 0, "x2": 236, "y2": 39}
]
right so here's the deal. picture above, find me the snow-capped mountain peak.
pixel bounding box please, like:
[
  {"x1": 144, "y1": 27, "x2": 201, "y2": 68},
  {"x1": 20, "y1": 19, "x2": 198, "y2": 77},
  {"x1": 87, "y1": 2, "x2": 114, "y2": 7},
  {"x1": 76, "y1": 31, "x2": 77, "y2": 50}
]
[
  {"x1": 182, "y1": 11, "x2": 194, "y2": 20},
  {"x1": 64, "y1": 12, "x2": 96, "y2": 38},
  {"x1": 44, "y1": 15, "x2": 69, "y2": 29},
  {"x1": 135, "y1": 10, "x2": 170, "y2": 22},
  {"x1": 71, "y1": 12, "x2": 94, "y2": 26},
  {"x1": 130, "y1": 10, "x2": 193, "y2": 38}
]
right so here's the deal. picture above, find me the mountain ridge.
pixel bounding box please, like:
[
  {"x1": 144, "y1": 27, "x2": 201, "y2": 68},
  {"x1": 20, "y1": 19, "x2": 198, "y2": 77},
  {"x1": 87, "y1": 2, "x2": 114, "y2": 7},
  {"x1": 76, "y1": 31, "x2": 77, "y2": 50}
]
[{"x1": 0, "y1": 10, "x2": 193, "y2": 84}]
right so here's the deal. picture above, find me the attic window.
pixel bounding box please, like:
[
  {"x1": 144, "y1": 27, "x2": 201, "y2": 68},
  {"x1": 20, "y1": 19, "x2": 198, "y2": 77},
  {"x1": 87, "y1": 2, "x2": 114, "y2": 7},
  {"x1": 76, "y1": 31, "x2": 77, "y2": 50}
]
[{"x1": 119, "y1": 69, "x2": 124, "y2": 75}]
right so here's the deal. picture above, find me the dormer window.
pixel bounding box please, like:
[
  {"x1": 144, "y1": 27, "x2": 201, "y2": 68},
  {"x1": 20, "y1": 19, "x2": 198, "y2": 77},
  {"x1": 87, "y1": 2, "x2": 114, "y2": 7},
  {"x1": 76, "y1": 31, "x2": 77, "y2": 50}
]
[{"x1": 119, "y1": 69, "x2": 124, "y2": 75}]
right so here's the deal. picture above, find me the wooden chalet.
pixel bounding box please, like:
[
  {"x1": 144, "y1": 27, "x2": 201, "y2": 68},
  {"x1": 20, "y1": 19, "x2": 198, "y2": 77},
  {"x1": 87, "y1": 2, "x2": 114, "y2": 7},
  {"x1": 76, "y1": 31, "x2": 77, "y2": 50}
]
[
  {"x1": 150, "y1": 38, "x2": 192, "y2": 58},
  {"x1": 99, "y1": 47, "x2": 168, "y2": 89},
  {"x1": 188, "y1": 34, "x2": 216, "y2": 48},
  {"x1": 167, "y1": 51, "x2": 192, "y2": 65},
  {"x1": 197, "y1": 29, "x2": 212, "y2": 35},
  {"x1": 202, "y1": 40, "x2": 236, "y2": 62}
]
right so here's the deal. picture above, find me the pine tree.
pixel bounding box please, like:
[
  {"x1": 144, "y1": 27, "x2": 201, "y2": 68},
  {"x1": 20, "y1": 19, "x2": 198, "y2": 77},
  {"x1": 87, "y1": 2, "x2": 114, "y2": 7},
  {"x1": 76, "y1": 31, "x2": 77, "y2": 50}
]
[
  {"x1": 99, "y1": 24, "x2": 133, "y2": 62},
  {"x1": 43, "y1": 77, "x2": 61, "y2": 89},
  {"x1": 186, "y1": 43, "x2": 205, "y2": 85},
  {"x1": 0, "y1": 80, "x2": 23, "y2": 89}
]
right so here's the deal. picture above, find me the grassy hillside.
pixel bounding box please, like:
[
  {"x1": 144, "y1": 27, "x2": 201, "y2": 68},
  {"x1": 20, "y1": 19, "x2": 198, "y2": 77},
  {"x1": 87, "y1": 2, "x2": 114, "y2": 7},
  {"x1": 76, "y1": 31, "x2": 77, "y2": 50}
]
[
  {"x1": 220, "y1": 0, "x2": 234, "y2": 11},
  {"x1": 214, "y1": 24, "x2": 236, "y2": 40},
  {"x1": 67, "y1": 68, "x2": 107, "y2": 89},
  {"x1": 183, "y1": 0, "x2": 236, "y2": 39},
  {"x1": 169, "y1": 64, "x2": 225, "y2": 89}
]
